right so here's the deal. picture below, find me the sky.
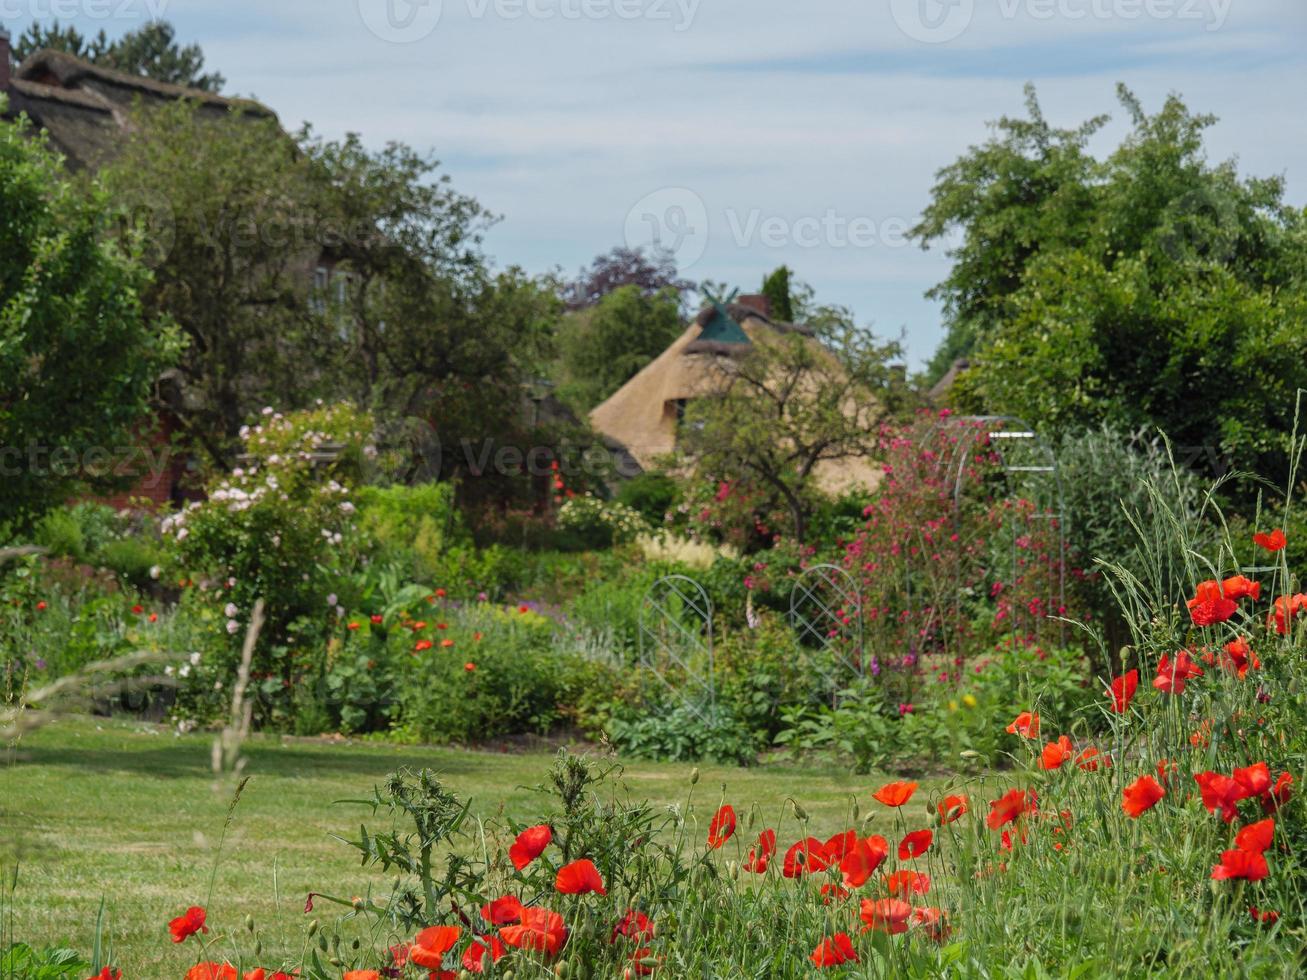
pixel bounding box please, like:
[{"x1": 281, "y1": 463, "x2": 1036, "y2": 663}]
[{"x1": 3, "y1": 0, "x2": 1305, "y2": 367}]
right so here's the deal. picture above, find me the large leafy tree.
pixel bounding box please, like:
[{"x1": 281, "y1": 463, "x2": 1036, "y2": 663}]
[
  {"x1": 915, "y1": 85, "x2": 1307, "y2": 486},
  {"x1": 0, "y1": 102, "x2": 179, "y2": 526},
  {"x1": 13, "y1": 20, "x2": 225, "y2": 92},
  {"x1": 679, "y1": 318, "x2": 904, "y2": 543},
  {"x1": 563, "y1": 245, "x2": 694, "y2": 310}
]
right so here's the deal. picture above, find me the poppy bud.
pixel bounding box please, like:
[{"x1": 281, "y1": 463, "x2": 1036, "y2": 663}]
[
  {"x1": 728, "y1": 860, "x2": 740, "y2": 879},
  {"x1": 744, "y1": 807, "x2": 755, "y2": 830},
  {"x1": 317, "y1": 933, "x2": 328, "y2": 952},
  {"x1": 960, "y1": 750, "x2": 980, "y2": 760},
  {"x1": 851, "y1": 799, "x2": 860, "y2": 823},
  {"x1": 245, "y1": 914, "x2": 255, "y2": 932},
  {"x1": 254, "y1": 938, "x2": 262, "y2": 957},
  {"x1": 555, "y1": 962, "x2": 570, "y2": 977},
  {"x1": 690, "y1": 768, "x2": 700, "y2": 785},
  {"x1": 307, "y1": 919, "x2": 319, "y2": 937},
  {"x1": 329, "y1": 957, "x2": 342, "y2": 968},
  {"x1": 1119, "y1": 646, "x2": 1131, "y2": 668},
  {"x1": 351, "y1": 938, "x2": 360, "y2": 950},
  {"x1": 793, "y1": 801, "x2": 809, "y2": 821},
  {"x1": 331, "y1": 933, "x2": 340, "y2": 950}
]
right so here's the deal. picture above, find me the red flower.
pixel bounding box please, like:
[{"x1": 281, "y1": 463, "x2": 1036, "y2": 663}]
[
  {"x1": 872, "y1": 780, "x2": 917, "y2": 807},
  {"x1": 1270, "y1": 593, "x2": 1307, "y2": 634},
  {"x1": 85, "y1": 970, "x2": 121, "y2": 980},
  {"x1": 1152, "y1": 651, "x2": 1203, "y2": 695},
  {"x1": 911, "y1": 906, "x2": 951, "y2": 942},
  {"x1": 1220, "y1": 638, "x2": 1260, "y2": 679},
  {"x1": 1195, "y1": 771, "x2": 1241, "y2": 823},
  {"x1": 35, "y1": 601, "x2": 47, "y2": 612},
  {"x1": 1253, "y1": 529, "x2": 1286, "y2": 552},
  {"x1": 782, "y1": 837, "x2": 830, "y2": 877},
  {"x1": 707, "y1": 804, "x2": 736, "y2": 849},
  {"x1": 1122, "y1": 776, "x2": 1165, "y2": 818},
  {"x1": 938, "y1": 794, "x2": 968, "y2": 823},
  {"x1": 898, "y1": 829, "x2": 933, "y2": 860},
  {"x1": 168, "y1": 906, "x2": 208, "y2": 944},
  {"x1": 464, "y1": 662, "x2": 476, "y2": 672},
  {"x1": 883, "y1": 869, "x2": 931, "y2": 895},
  {"x1": 509, "y1": 824, "x2": 552, "y2": 870},
  {"x1": 743, "y1": 829, "x2": 776, "y2": 873},
  {"x1": 347, "y1": 622, "x2": 360, "y2": 631},
  {"x1": 1233, "y1": 762, "x2": 1271, "y2": 800},
  {"x1": 1212, "y1": 848, "x2": 1269, "y2": 882},
  {"x1": 1250, "y1": 907, "x2": 1280, "y2": 924},
  {"x1": 370, "y1": 614, "x2": 383, "y2": 625},
  {"x1": 1187, "y1": 580, "x2": 1238, "y2": 626},
  {"x1": 185, "y1": 966, "x2": 236, "y2": 980},
  {"x1": 811, "y1": 932, "x2": 859, "y2": 968},
  {"x1": 414, "y1": 639, "x2": 433, "y2": 653},
  {"x1": 555, "y1": 858, "x2": 606, "y2": 896},
  {"x1": 986, "y1": 788, "x2": 1037, "y2": 829},
  {"x1": 1107, "y1": 670, "x2": 1138, "y2": 714},
  {"x1": 1005, "y1": 711, "x2": 1040, "y2": 738},
  {"x1": 480, "y1": 895, "x2": 525, "y2": 925},
  {"x1": 625, "y1": 948, "x2": 662, "y2": 976},
  {"x1": 822, "y1": 830, "x2": 857, "y2": 863},
  {"x1": 1221, "y1": 575, "x2": 1261, "y2": 602},
  {"x1": 1234, "y1": 818, "x2": 1274, "y2": 855},
  {"x1": 498, "y1": 906, "x2": 568, "y2": 956},
  {"x1": 839, "y1": 835, "x2": 888, "y2": 889},
  {"x1": 342, "y1": 972, "x2": 381, "y2": 980},
  {"x1": 1263, "y1": 772, "x2": 1293, "y2": 813},
  {"x1": 440, "y1": 638, "x2": 455, "y2": 648},
  {"x1": 819, "y1": 882, "x2": 851, "y2": 905},
  {"x1": 1040, "y1": 736, "x2": 1074, "y2": 771},
  {"x1": 611, "y1": 909, "x2": 656, "y2": 944},
  {"x1": 860, "y1": 897, "x2": 912, "y2": 934},
  {"x1": 409, "y1": 926, "x2": 461, "y2": 969},
  {"x1": 461, "y1": 934, "x2": 506, "y2": 973},
  {"x1": 1076, "y1": 747, "x2": 1109, "y2": 771}
]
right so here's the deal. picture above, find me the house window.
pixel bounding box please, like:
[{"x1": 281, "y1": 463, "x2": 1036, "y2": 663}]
[{"x1": 310, "y1": 267, "x2": 329, "y2": 314}]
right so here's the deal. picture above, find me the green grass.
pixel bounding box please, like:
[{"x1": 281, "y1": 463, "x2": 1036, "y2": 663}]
[{"x1": 2, "y1": 715, "x2": 950, "y2": 976}]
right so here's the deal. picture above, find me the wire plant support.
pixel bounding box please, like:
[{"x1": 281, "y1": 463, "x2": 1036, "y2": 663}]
[
  {"x1": 638, "y1": 574, "x2": 716, "y2": 720},
  {"x1": 788, "y1": 563, "x2": 866, "y2": 705}
]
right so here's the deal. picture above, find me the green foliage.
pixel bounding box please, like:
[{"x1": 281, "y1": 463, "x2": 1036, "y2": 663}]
[
  {"x1": 917, "y1": 85, "x2": 1307, "y2": 488},
  {"x1": 554, "y1": 284, "x2": 683, "y2": 411},
  {"x1": 556, "y1": 493, "x2": 650, "y2": 546},
  {"x1": 13, "y1": 19, "x2": 225, "y2": 91},
  {"x1": 760, "y1": 265, "x2": 794, "y2": 322},
  {"x1": 0, "y1": 106, "x2": 179, "y2": 528},
  {"x1": 607, "y1": 703, "x2": 760, "y2": 765},
  {"x1": 615, "y1": 473, "x2": 680, "y2": 524},
  {"x1": 355, "y1": 482, "x2": 465, "y2": 583},
  {"x1": 0, "y1": 943, "x2": 90, "y2": 979}
]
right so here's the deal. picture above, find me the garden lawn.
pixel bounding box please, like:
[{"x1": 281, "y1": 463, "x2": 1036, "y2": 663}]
[{"x1": 2, "y1": 716, "x2": 951, "y2": 976}]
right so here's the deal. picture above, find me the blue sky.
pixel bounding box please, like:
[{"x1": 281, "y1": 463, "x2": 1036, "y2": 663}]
[{"x1": 5, "y1": 0, "x2": 1305, "y2": 367}]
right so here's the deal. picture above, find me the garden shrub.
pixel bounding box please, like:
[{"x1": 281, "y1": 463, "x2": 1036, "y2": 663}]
[
  {"x1": 355, "y1": 482, "x2": 466, "y2": 583},
  {"x1": 615, "y1": 472, "x2": 679, "y2": 523},
  {"x1": 607, "y1": 702, "x2": 761, "y2": 765},
  {"x1": 556, "y1": 493, "x2": 650, "y2": 546}
]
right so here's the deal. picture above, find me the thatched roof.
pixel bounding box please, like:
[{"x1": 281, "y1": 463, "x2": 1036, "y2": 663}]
[
  {"x1": 928, "y1": 357, "x2": 970, "y2": 404},
  {"x1": 2, "y1": 47, "x2": 275, "y2": 171}
]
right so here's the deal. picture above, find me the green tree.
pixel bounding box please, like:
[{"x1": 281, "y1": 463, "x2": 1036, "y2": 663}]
[
  {"x1": 13, "y1": 20, "x2": 225, "y2": 92},
  {"x1": 555, "y1": 284, "x2": 683, "y2": 412},
  {"x1": 0, "y1": 101, "x2": 179, "y2": 527},
  {"x1": 679, "y1": 321, "x2": 904, "y2": 543},
  {"x1": 916, "y1": 85, "x2": 1307, "y2": 487},
  {"x1": 760, "y1": 265, "x2": 794, "y2": 322}
]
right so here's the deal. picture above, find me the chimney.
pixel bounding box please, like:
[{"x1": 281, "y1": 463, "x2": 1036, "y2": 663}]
[
  {"x1": 735, "y1": 293, "x2": 772, "y2": 318},
  {"x1": 0, "y1": 29, "x2": 11, "y2": 94}
]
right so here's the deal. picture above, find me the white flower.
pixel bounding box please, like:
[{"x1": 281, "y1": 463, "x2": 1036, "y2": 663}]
[
  {"x1": 164, "y1": 665, "x2": 175, "y2": 677},
  {"x1": 262, "y1": 406, "x2": 274, "y2": 416},
  {"x1": 176, "y1": 528, "x2": 189, "y2": 542},
  {"x1": 340, "y1": 502, "x2": 355, "y2": 515},
  {"x1": 226, "y1": 619, "x2": 240, "y2": 635},
  {"x1": 224, "y1": 602, "x2": 239, "y2": 618},
  {"x1": 232, "y1": 467, "x2": 245, "y2": 478},
  {"x1": 335, "y1": 605, "x2": 345, "y2": 618},
  {"x1": 326, "y1": 593, "x2": 338, "y2": 607},
  {"x1": 178, "y1": 664, "x2": 191, "y2": 679},
  {"x1": 149, "y1": 565, "x2": 161, "y2": 580},
  {"x1": 189, "y1": 652, "x2": 202, "y2": 666},
  {"x1": 213, "y1": 681, "x2": 223, "y2": 691}
]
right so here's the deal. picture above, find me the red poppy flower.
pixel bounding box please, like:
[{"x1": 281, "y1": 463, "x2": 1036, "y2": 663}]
[
  {"x1": 1212, "y1": 848, "x2": 1269, "y2": 882},
  {"x1": 414, "y1": 639, "x2": 433, "y2": 652},
  {"x1": 509, "y1": 824, "x2": 552, "y2": 870},
  {"x1": 436, "y1": 588, "x2": 447, "y2": 598},
  {"x1": 911, "y1": 907, "x2": 950, "y2": 942},
  {"x1": 370, "y1": 614, "x2": 383, "y2": 625},
  {"x1": 440, "y1": 638, "x2": 455, "y2": 648},
  {"x1": 611, "y1": 909, "x2": 655, "y2": 944},
  {"x1": 1253, "y1": 529, "x2": 1286, "y2": 552},
  {"x1": 1263, "y1": 772, "x2": 1293, "y2": 813},
  {"x1": 1235, "y1": 818, "x2": 1274, "y2": 855},
  {"x1": 1152, "y1": 651, "x2": 1203, "y2": 695},
  {"x1": 883, "y1": 869, "x2": 931, "y2": 895},
  {"x1": 498, "y1": 906, "x2": 568, "y2": 956},
  {"x1": 1040, "y1": 736, "x2": 1074, "y2": 771},
  {"x1": 860, "y1": 897, "x2": 912, "y2": 934},
  {"x1": 707, "y1": 804, "x2": 736, "y2": 849},
  {"x1": 480, "y1": 895, "x2": 525, "y2": 925},
  {"x1": 822, "y1": 830, "x2": 857, "y2": 863},
  {"x1": 1220, "y1": 638, "x2": 1260, "y2": 679},
  {"x1": 986, "y1": 788, "x2": 1037, "y2": 829},
  {"x1": 1221, "y1": 575, "x2": 1261, "y2": 602},
  {"x1": 168, "y1": 906, "x2": 208, "y2": 943},
  {"x1": 810, "y1": 932, "x2": 858, "y2": 967},
  {"x1": 461, "y1": 934, "x2": 506, "y2": 973},
  {"x1": 408, "y1": 926, "x2": 461, "y2": 969},
  {"x1": 626, "y1": 948, "x2": 662, "y2": 976},
  {"x1": 1076, "y1": 747, "x2": 1108, "y2": 771},
  {"x1": 938, "y1": 794, "x2": 968, "y2": 823},
  {"x1": 1005, "y1": 711, "x2": 1040, "y2": 738},
  {"x1": 839, "y1": 835, "x2": 889, "y2": 888},
  {"x1": 464, "y1": 662, "x2": 476, "y2": 672},
  {"x1": 1250, "y1": 906, "x2": 1280, "y2": 924},
  {"x1": 1187, "y1": 580, "x2": 1238, "y2": 626},
  {"x1": 744, "y1": 829, "x2": 776, "y2": 873},
  {"x1": 782, "y1": 837, "x2": 830, "y2": 877},
  {"x1": 1195, "y1": 771, "x2": 1241, "y2": 823},
  {"x1": 872, "y1": 780, "x2": 918, "y2": 807},
  {"x1": 347, "y1": 622, "x2": 360, "y2": 631},
  {"x1": 35, "y1": 601, "x2": 47, "y2": 611},
  {"x1": 341, "y1": 972, "x2": 381, "y2": 980},
  {"x1": 898, "y1": 829, "x2": 933, "y2": 860},
  {"x1": 1270, "y1": 593, "x2": 1307, "y2": 634},
  {"x1": 1233, "y1": 762, "x2": 1271, "y2": 800},
  {"x1": 85, "y1": 970, "x2": 121, "y2": 980},
  {"x1": 819, "y1": 882, "x2": 851, "y2": 904},
  {"x1": 185, "y1": 966, "x2": 236, "y2": 980},
  {"x1": 1107, "y1": 670, "x2": 1138, "y2": 714},
  {"x1": 555, "y1": 858, "x2": 606, "y2": 895},
  {"x1": 1122, "y1": 776, "x2": 1165, "y2": 817}
]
